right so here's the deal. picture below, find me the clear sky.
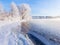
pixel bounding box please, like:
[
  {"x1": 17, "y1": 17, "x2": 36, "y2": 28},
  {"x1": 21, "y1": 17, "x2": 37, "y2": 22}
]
[{"x1": 0, "y1": 0, "x2": 60, "y2": 16}]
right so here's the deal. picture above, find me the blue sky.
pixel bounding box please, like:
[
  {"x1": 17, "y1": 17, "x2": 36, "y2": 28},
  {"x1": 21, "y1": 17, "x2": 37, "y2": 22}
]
[{"x1": 0, "y1": 0, "x2": 60, "y2": 16}]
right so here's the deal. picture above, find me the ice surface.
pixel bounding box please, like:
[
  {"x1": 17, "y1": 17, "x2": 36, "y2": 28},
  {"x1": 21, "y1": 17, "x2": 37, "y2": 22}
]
[
  {"x1": 29, "y1": 19, "x2": 60, "y2": 45},
  {"x1": 31, "y1": 19, "x2": 60, "y2": 37}
]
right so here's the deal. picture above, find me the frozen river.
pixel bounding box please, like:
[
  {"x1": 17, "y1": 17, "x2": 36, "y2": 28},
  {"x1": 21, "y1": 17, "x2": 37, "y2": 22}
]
[{"x1": 28, "y1": 19, "x2": 60, "y2": 45}]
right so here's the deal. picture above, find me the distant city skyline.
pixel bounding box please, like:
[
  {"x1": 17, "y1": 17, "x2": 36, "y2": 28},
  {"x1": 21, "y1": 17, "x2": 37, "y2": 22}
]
[{"x1": 0, "y1": 0, "x2": 60, "y2": 16}]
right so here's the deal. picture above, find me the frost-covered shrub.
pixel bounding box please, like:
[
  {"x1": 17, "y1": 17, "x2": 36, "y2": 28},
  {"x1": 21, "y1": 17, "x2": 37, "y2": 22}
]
[
  {"x1": 10, "y1": 2, "x2": 20, "y2": 17},
  {"x1": 18, "y1": 3, "x2": 32, "y2": 34},
  {"x1": 19, "y1": 3, "x2": 32, "y2": 20}
]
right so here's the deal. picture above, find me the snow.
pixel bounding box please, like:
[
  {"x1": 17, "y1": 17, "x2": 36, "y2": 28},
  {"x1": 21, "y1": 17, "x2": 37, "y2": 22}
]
[
  {"x1": 0, "y1": 3, "x2": 32, "y2": 45},
  {"x1": 31, "y1": 19, "x2": 60, "y2": 37},
  {"x1": 1, "y1": 18, "x2": 60, "y2": 45},
  {"x1": 0, "y1": 19, "x2": 33, "y2": 45},
  {"x1": 11, "y1": 2, "x2": 20, "y2": 17},
  {"x1": 29, "y1": 19, "x2": 60, "y2": 45}
]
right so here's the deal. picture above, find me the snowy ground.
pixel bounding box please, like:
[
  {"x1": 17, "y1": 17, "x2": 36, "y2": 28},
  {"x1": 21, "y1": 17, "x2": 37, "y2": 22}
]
[
  {"x1": 0, "y1": 18, "x2": 34, "y2": 45},
  {"x1": 0, "y1": 18, "x2": 60, "y2": 45}
]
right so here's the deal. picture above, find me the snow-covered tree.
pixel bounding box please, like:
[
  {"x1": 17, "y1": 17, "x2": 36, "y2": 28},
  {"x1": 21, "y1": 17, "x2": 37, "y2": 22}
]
[
  {"x1": 19, "y1": 3, "x2": 32, "y2": 34},
  {"x1": 0, "y1": 3, "x2": 8, "y2": 21},
  {"x1": 10, "y1": 2, "x2": 20, "y2": 17},
  {"x1": 10, "y1": 2, "x2": 21, "y2": 21},
  {"x1": 0, "y1": 4, "x2": 5, "y2": 15},
  {"x1": 19, "y1": 3, "x2": 32, "y2": 20}
]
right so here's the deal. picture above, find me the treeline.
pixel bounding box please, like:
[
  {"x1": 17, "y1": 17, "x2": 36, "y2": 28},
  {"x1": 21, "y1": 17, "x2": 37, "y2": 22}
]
[{"x1": 32, "y1": 16, "x2": 60, "y2": 19}]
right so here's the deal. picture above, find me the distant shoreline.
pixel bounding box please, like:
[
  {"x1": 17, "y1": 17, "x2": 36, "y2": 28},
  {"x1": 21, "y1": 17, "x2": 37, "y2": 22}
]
[{"x1": 32, "y1": 16, "x2": 60, "y2": 19}]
